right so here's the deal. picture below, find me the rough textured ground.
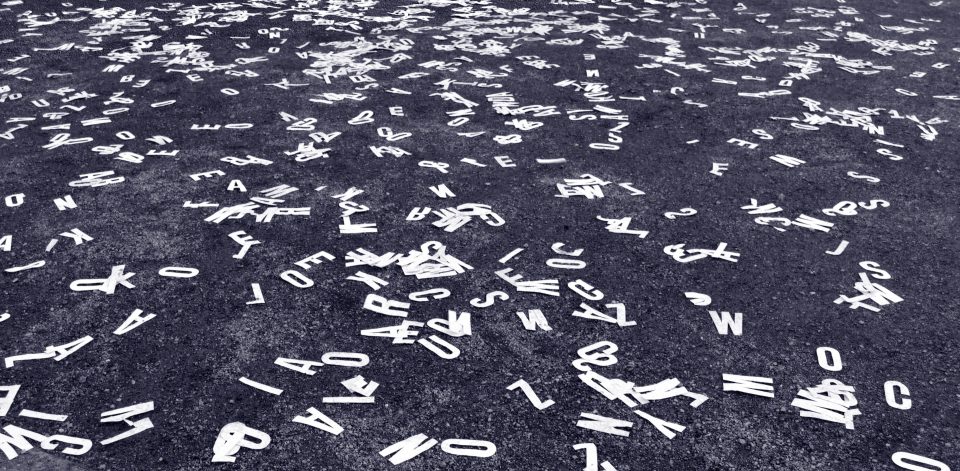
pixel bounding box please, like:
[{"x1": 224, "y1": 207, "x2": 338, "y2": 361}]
[{"x1": 0, "y1": 0, "x2": 958, "y2": 469}]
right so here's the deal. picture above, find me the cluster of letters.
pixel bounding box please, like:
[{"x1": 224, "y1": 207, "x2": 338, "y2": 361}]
[{"x1": 0, "y1": 0, "x2": 956, "y2": 469}]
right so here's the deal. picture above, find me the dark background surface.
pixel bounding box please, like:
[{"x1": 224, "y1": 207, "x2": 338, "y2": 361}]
[{"x1": 0, "y1": 0, "x2": 958, "y2": 469}]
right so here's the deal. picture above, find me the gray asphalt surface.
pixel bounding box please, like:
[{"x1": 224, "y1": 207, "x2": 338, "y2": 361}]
[{"x1": 0, "y1": 0, "x2": 958, "y2": 469}]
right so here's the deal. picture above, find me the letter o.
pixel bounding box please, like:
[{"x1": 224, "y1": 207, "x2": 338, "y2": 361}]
[
  {"x1": 280, "y1": 270, "x2": 314, "y2": 288},
  {"x1": 158, "y1": 266, "x2": 199, "y2": 278}
]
